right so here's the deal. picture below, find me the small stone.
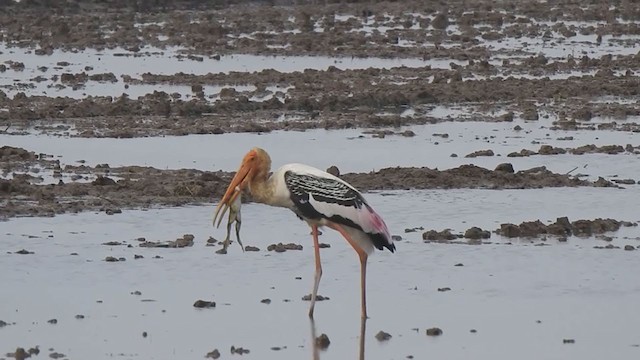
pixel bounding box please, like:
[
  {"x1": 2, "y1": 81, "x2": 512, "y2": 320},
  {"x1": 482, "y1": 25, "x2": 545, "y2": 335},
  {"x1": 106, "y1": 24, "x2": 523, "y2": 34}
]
[
  {"x1": 426, "y1": 327, "x2": 443, "y2": 336},
  {"x1": 437, "y1": 287, "x2": 451, "y2": 292},
  {"x1": 75, "y1": 314, "x2": 85, "y2": 319},
  {"x1": 315, "y1": 333, "x2": 331, "y2": 349},
  {"x1": 375, "y1": 330, "x2": 392, "y2": 341},
  {"x1": 245, "y1": 246, "x2": 260, "y2": 252},
  {"x1": 261, "y1": 298, "x2": 271, "y2": 304},
  {"x1": 131, "y1": 290, "x2": 142, "y2": 295},
  {"x1": 215, "y1": 248, "x2": 227, "y2": 255},
  {"x1": 470, "y1": 329, "x2": 477, "y2": 333},
  {"x1": 563, "y1": 339, "x2": 575, "y2": 344},
  {"x1": 134, "y1": 254, "x2": 144, "y2": 259},
  {"x1": 104, "y1": 256, "x2": 119, "y2": 262},
  {"x1": 454, "y1": 263, "x2": 464, "y2": 266},
  {"x1": 0, "y1": 320, "x2": 8, "y2": 327},
  {"x1": 624, "y1": 245, "x2": 635, "y2": 251},
  {"x1": 142, "y1": 331, "x2": 148, "y2": 338},
  {"x1": 193, "y1": 300, "x2": 216, "y2": 308},
  {"x1": 302, "y1": 294, "x2": 329, "y2": 301},
  {"x1": 48, "y1": 318, "x2": 58, "y2": 324}
]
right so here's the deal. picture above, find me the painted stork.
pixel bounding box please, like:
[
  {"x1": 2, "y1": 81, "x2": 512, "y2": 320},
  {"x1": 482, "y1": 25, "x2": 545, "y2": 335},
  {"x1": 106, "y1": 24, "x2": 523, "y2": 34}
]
[{"x1": 213, "y1": 148, "x2": 395, "y2": 319}]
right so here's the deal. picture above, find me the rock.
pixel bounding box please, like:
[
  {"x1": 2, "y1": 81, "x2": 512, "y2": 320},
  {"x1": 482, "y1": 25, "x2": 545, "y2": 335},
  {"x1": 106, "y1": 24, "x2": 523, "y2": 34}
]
[
  {"x1": 494, "y1": 163, "x2": 514, "y2": 173},
  {"x1": 48, "y1": 318, "x2": 58, "y2": 324},
  {"x1": 315, "y1": 333, "x2": 331, "y2": 349},
  {"x1": 260, "y1": 298, "x2": 271, "y2": 304},
  {"x1": 193, "y1": 300, "x2": 216, "y2": 308},
  {"x1": 215, "y1": 248, "x2": 227, "y2": 254},
  {"x1": 49, "y1": 352, "x2": 66, "y2": 359},
  {"x1": 0, "y1": 320, "x2": 8, "y2": 327},
  {"x1": 624, "y1": 245, "x2": 635, "y2": 251},
  {"x1": 302, "y1": 294, "x2": 329, "y2": 301},
  {"x1": 437, "y1": 287, "x2": 451, "y2": 292},
  {"x1": 244, "y1": 246, "x2": 260, "y2": 251},
  {"x1": 426, "y1": 327, "x2": 443, "y2": 336},
  {"x1": 464, "y1": 227, "x2": 491, "y2": 239},
  {"x1": 563, "y1": 339, "x2": 575, "y2": 344},
  {"x1": 75, "y1": 314, "x2": 85, "y2": 319},
  {"x1": 375, "y1": 330, "x2": 392, "y2": 341},
  {"x1": 104, "y1": 256, "x2": 119, "y2": 262}
]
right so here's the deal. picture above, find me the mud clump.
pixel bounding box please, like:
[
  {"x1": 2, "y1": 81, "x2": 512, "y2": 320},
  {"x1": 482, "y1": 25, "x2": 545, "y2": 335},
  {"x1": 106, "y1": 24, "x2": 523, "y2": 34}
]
[
  {"x1": 464, "y1": 227, "x2": 491, "y2": 239},
  {"x1": 301, "y1": 294, "x2": 330, "y2": 301},
  {"x1": 422, "y1": 229, "x2": 460, "y2": 242},
  {"x1": 315, "y1": 334, "x2": 331, "y2": 349},
  {"x1": 496, "y1": 217, "x2": 636, "y2": 238},
  {"x1": 205, "y1": 349, "x2": 221, "y2": 359},
  {"x1": 465, "y1": 149, "x2": 494, "y2": 158},
  {"x1": 139, "y1": 234, "x2": 194, "y2": 248},
  {"x1": 267, "y1": 243, "x2": 303, "y2": 252},
  {"x1": 230, "y1": 346, "x2": 249, "y2": 355},
  {"x1": 375, "y1": 330, "x2": 392, "y2": 341},
  {"x1": 193, "y1": 300, "x2": 216, "y2": 308}
]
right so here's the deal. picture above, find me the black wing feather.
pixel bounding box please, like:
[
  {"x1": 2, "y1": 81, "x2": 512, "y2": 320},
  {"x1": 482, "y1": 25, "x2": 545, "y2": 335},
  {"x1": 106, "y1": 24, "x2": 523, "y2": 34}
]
[{"x1": 285, "y1": 170, "x2": 364, "y2": 223}]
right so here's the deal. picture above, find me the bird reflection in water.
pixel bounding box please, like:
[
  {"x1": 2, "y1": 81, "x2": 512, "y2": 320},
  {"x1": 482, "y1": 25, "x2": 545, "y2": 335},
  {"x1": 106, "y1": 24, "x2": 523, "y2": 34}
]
[{"x1": 310, "y1": 317, "x2": 367, "y2": 360}]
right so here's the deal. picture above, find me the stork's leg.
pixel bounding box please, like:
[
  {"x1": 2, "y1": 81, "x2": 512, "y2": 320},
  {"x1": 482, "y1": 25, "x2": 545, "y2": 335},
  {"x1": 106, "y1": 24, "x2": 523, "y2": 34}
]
[
  {"x1": 309, "y1": 224, "x2": 322, "y2": 318},
  {"x1": 235, "y1": 220, "x2": 244, "y2": 252},
  {"x1": 326, "y1": 223, "x2": 369, "y2": 319}
]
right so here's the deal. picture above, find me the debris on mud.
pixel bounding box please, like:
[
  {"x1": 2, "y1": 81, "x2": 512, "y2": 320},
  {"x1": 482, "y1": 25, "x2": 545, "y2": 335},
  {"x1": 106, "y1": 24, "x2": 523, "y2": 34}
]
[
  {"x1": 375, "y1": 330, "x2": 392, "y2": 341},
  {"x1": 315, "y1": 334, "x2": 331, "y2": 350},
  {"x1": 193, "y1": 300, "x2": 216, "y2": 309}
]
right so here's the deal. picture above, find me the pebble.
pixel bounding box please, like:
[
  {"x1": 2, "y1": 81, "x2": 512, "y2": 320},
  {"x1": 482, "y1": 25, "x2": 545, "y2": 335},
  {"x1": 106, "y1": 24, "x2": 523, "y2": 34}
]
[
  {"x1": 193, "y1": 300, "x2": 216, "y2": 308},
  {"x1": 315, "y1": 334, "x2": 330, "y2": 349},
  {"x1": 426, "y1": 327, "x2": 443, "y2": 336}
]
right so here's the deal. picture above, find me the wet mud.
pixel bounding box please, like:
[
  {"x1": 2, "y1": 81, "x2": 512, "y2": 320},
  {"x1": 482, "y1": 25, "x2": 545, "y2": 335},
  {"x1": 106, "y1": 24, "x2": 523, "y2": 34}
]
[
  {"x1": 1, "y1": 146, "x2": 616, "y2": 219},
  {"x1": 1, "y1": 0, "x2": 640, "y2": 137}
]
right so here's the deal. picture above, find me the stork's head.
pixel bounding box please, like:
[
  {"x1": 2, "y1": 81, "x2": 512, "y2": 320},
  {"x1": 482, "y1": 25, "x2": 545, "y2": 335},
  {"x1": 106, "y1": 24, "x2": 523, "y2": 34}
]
[{"x1": 212, "y1": 148, "x2": 271, "y2": 227}]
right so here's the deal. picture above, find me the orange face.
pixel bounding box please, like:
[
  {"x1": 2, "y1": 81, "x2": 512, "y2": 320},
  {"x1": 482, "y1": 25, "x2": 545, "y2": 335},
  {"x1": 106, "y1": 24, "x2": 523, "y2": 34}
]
[{"x1": 212, "y1": 149, "x2": 258, "y2": 227}]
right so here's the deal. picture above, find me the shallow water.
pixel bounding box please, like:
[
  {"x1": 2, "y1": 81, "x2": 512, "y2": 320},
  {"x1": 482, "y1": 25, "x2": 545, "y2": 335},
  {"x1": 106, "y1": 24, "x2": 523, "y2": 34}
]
[
  {"x1": 1, "y1": 188, "x2": 640, "y2": 359},
  {"x1": 2, "y1": 119, "x2": 639, "y2": 181}
]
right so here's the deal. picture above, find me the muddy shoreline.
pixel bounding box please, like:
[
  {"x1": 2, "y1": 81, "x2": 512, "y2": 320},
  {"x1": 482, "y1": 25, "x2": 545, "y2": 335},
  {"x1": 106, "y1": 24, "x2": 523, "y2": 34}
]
[{"x1": 0, "y1": 146, "x2": 617, "y2": 219}]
